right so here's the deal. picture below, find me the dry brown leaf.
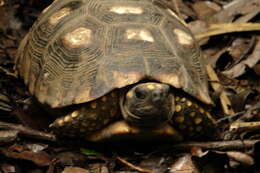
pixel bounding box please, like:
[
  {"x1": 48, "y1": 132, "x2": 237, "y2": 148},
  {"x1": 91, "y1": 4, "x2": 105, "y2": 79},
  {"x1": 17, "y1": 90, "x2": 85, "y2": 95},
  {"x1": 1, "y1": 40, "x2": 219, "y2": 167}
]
[
  {"x1": 169, "y1": 154, "x2": 200, "y2": 173},
  {"x1": 223, "y1": 37, "x2": 260, "y2": 78}
]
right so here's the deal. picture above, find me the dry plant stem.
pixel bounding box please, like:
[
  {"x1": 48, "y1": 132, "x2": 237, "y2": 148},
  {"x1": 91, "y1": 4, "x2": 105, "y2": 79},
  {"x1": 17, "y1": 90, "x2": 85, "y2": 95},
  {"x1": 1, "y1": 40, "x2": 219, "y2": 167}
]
[
  {"x1": 117, "y1": 157, "x2": 156, "y2": 173},
  {"x1": 172, "y1": 140, "x2": 259, "y2": 151},
  {"x1": 195, "y1": 23, "x2": 260, "y2": 40},
  {"x1": 230, "y1": 121, "x2": 260, "y2": 133},
  {"x1": 0, "y1": 121, "x2": 56, "y2": 141},
  {"x1": 206, "y1": 65, "x2": 235, "y2": 115}
]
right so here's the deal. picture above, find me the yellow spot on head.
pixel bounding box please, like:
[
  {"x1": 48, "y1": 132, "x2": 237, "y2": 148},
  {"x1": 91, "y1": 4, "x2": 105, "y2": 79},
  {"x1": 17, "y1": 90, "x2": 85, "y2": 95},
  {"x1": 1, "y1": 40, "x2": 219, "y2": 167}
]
[
  {"x1": 110, "y1": 6, "x2": 143, "y2": 14},
  {"x1": 63, "y1": 27, "x2": 92, "y2": 48},
  {"x1": 175, "y1": 105, "x2": 182, "y2": 112},
  {"x1": 91, "y1": 102, "x2": 97, "y2": 109},
  {"x1": 126, "y1": 29, "x2": 154, "y2": 42},
  {"x1": 194, "y1": 117, "x2": 203, "y2": 125},
  {"x1": 49, "y1": 7, "x2": 71, "y2": 25},
  {"x1": 175, "y1": 96, "x2": 180, "y2": 101},
  {"x1": 147, "y1": 84, "x2": 155, "y2": 90},
  {"x1": 71, "y1": 111, "x2": 79, "y2": 118},
  {"x1": 174, "y1": 116, "x2": 185, "y2": 123},
  {"x1": 173, "y1": 28, "x2": 194, "y2": 46},
  {"x1": 186, "y1": 100, "x2": 192, "y2": 107},
  {"x1": 189, "y1": 112, "x2": 196, "y2": 117}
]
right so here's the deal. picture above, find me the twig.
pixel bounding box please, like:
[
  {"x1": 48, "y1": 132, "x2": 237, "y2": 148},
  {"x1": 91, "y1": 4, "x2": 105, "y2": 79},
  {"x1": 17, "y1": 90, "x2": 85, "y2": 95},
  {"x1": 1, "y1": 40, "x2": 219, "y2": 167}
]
[
  {"x1": 195, "y1": 23, "x2": 260, "y2": 40},
  {"x1": 172, "y1": 139, "x2": 259, "y2": 151},
  {"x1": 117, "y1": 157, "x2": 156, "y2": 173},
  {"x1": 0, "y1": 121, "x2": 56, "y2": 141},
  {"x1": 206, "y1": 65, "x2": 235, "y2": 115}
]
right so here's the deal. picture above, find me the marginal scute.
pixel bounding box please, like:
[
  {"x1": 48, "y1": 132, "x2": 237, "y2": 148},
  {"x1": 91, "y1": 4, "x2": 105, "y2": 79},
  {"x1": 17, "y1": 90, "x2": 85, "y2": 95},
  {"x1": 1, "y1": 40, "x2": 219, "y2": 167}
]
[
  {"x1": 110, "y1": 6, "x2": 143, "y2": 14},
  {"x1": 125, "y1": 29, "x2": 154, "y2": 42},
  {"x1": 49, "y1": 7, "x2": 71, "y2": 25},
  {"x1": 157, "y1": 74, "x2": 181, "y2": 88},
  {"x1": 62, "y1": 27, "x2": 92, "y2": 48},
  {"x1": 173, "y1": 29, "x2": 194, "y2": 46},
  {"x1": 112, "y1": 71, "x2": 142, "y2": 88}
]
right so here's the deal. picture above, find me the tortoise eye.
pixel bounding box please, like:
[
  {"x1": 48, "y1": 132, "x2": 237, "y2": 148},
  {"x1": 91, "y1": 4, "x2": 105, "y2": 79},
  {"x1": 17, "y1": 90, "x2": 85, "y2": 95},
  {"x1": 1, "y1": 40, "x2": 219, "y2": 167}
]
[{"x1": 135, "y1": 88, "x2": 146, "y2": 99}]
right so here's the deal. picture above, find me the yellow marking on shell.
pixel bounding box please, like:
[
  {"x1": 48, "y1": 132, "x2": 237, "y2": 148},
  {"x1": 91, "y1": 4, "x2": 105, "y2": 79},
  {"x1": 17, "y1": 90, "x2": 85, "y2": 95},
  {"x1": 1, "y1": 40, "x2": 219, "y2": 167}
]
[
  {"x1": 194, "y1": 117, "x2": 203, "y2": 125},
  {"x1": 74, "y1": 88, "x2": 91, "y2": 103},
  {"x1": 186, "y1": 100, "x2": 192, "y2": 107},
  {"x1": 167, "y1": 9, "x2": 188, "y2": 26},
  {"x1": 110, "y1": 6, "x2": 143, "y2": 14},
  {"x1": 63, "y1": 27, "x2": 92, "y2": 48},
  {"x1": 127, "y1": 91, "x2": 134, "y2": 98},
  {"x1": 101, "y1": 96, "x2": 107, "y2": 102},
  {"x1": 174, "y1": 116, "x2": 185, "y2": 123},
  {"x1": 173, "y1": 29, "x2": 194, "y2": 46},
  {"x1": 196, "y1": 126, "x2": 202, "y2": 132},
  {"x1": 71, "y1": 111, "x2": 79, "y2": 118},
  {"x1": 189, "y1": 112, "x2": 196, "y2": 117},
  {"x1": 194, "y1": 104, "x2": 199, "y2": 108},
  {"x1": 91, "y1": 102, "x2": 97, "y2": 109},
  {"x1": 113, "y1": 71, "x2": 141, "y2": 88},
  {"x1": 126, "y1": 29, "x2": 154, "y2": 42},
  {"x1": 49, "y1": 7, "x2": 71, "y2": 25},
  {"x1": 147, "y1": 84, "x2": 155, "y2": 90},
  {"x1": 175, "y1": 105, "x2": 182, "y2": 112},
  {"x1": 175, "y1": 96, "x2": 180, "y2": 101},
  {"x1": 199, "y1": 108, "x2": 205, "y2": 114}
]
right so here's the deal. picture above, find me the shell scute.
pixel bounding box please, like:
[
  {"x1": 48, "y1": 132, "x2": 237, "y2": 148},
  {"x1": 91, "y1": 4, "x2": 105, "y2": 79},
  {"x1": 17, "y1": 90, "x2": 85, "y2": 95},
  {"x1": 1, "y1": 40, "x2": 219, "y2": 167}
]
[{"x1": 16, "y1": 0, "x2": 211, "y2": 107}]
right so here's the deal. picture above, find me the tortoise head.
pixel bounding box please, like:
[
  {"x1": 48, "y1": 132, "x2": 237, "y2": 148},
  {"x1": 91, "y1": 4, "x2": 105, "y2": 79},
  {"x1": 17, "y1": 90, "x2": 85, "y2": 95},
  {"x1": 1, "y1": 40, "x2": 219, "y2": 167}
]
[{"x1": 121, "y1": 82, "x2": 175, "y2": 128}]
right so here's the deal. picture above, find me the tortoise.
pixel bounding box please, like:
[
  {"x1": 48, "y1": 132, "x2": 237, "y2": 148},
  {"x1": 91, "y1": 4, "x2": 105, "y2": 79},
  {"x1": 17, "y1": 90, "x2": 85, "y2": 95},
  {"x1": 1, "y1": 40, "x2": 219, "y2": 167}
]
[{"x1": 15, "y1": 0, "x2": 216, "y2": 141}]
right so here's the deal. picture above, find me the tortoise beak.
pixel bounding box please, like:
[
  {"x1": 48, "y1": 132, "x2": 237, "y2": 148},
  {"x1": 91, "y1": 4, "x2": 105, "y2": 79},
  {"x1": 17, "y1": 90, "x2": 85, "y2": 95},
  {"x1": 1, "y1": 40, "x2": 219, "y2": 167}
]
[{"x1": 86, "y1": 121, "x2": 183, "y2": 142}]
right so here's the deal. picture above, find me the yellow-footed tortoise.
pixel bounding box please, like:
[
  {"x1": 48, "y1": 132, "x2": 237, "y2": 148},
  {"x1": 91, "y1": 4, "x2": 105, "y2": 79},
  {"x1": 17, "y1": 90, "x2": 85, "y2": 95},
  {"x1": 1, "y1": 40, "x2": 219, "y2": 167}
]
[{"x1": 15, "y1": 0, "x2": 216, "y2": 141}]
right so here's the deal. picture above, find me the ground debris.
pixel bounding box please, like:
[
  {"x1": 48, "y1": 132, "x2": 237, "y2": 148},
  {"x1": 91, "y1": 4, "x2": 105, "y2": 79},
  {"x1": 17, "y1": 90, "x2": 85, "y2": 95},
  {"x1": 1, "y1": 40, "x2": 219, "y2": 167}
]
[{"x1": 0, "y1": 0, "x2": 259, "y2": 173}]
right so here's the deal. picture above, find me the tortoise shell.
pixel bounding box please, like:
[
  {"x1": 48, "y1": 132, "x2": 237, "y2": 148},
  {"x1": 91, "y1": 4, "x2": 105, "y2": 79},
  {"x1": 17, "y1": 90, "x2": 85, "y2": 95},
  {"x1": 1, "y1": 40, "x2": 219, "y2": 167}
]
[{"x1": 15, "y1": 0, "x2": 211, "y2": 108}]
